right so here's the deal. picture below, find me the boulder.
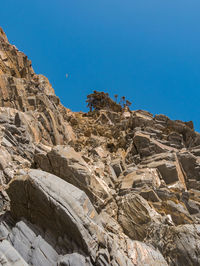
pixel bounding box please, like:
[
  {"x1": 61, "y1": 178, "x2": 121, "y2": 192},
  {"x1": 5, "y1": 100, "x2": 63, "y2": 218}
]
[
  {"x1": 35, "y1": 146, "x2": 112, "y2": 209},
  {"x1": 178, "y1": 152, "x2": 200, "y2": 181},
  {"x1": 133, "y1": 132, "x2": 166, "y2": 157},
  {"x1": 6, "y1": 169, "x2": 168, "y2": 265},
  {"x1": 117, "y1": 192, "x2": 161, "y2": 240},
  {"x1": 7, "y1": 169, "x2": 101, "y2": 261},
  {"x1": 119, "y1": 168, "x2": 161, "y2": 190}
]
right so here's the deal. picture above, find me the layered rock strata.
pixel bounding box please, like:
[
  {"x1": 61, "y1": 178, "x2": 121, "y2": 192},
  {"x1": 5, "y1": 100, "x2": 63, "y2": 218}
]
[{"x1": 0, "y1": 27, "x2": 200, "y2": 265}]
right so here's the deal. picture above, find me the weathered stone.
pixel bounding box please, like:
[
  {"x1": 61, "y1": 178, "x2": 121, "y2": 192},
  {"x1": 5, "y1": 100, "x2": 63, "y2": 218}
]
[
  {"x1": 6, "y1": 169, "x2": 168, "y2": 265},
  {"x1": 7, "y1": 170, "x2": 101, "y2": 260},
  {"x1": 146, "y1": 224, "x2": 200, "y2": 266},
  {"x1": 161, "y1": 200, "x2": 193, "y2": 225},
  {"x1": 125, "y1": 240, "x2": 168, "y2": 266},
  {"x1": 178, "y1": 152, "x2": 200, "y2": 181},
  {"x1": 156, "y1": 161, "x2": 179, "y2": 184},
  {"x1": 110, "y1": 159, "x2": 123, "y2": 177},
  {"x1": 0, "y1": 26, "x2": 200, "y2": 266},
  {"x1": 8, "y1": 221, "x2": 59, "y2": 266},
  {"x1": 0, "y1": 240, "x2": 28, "y2": 266},
  {"x1": 35, "y1": 145, "x2": 112, "y2": 209},
  {"x1": 58, "y1": 253, "x2": 92, "y2": 266},
  {"x1": 139, "y1": 189, "x2": 161, "y2": 202},
  {"x1": 119, "y1": 168, "x2": 161, "y2": 190},
  {"x1": 118, "y1": 192, "x2": 161, "y2": 240},
  {"x1": 133, "y1": 132, "x2": 166, "y2": 157}
]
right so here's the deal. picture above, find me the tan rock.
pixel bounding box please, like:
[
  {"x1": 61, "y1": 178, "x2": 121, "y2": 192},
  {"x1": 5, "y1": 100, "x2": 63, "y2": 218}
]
[
  {"x1": 35, "y1": 145, "x2": 112, "y2": 209},
  {"x1": 118, "y1": 192, "x2": 162, "y2": 240},
  {"x1": 120, "y1": 168, "x2": 161, "y2": 190}
]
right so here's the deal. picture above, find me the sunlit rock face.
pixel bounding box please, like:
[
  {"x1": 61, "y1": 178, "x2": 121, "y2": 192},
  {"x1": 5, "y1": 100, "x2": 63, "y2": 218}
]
[{"x1": 0, "y1": 27, "x2": 200, "y2": 266}]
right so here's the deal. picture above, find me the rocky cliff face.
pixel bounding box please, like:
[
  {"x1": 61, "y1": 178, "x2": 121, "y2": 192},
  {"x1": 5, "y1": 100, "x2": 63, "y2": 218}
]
[{"x1": 0, "y1": 27, "x2": 200, "y2": 266}]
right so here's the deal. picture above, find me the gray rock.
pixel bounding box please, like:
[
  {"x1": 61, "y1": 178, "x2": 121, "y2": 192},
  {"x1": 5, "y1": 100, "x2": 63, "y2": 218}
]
[
  {"x1": 7, "y1": 169, "x2": 101, "y2": 261},
  {"x1": 2, "y1": 27, "x2": 200, "y2": 266},
  {"x1": 0, "y1": 240, "x2": 28, "y2": 266},
  {"x1": 117, "y1": 192, "x2": 161, "y2": 240},
  {"x1": 58, "y1": 253, "x2": 92, "y2": 266},
  {"x1": 8, "y1": 221, "x2": 59, "y2": 266},
  {"x1": 146, "y1": 224, "x2": 200, "y2": 266},
  {"x1": 35, "y1": 145, "x2": 112, "y2": 209},
  {"x1": 6, "y1": 169, "x2": 168, "y2": 265}
]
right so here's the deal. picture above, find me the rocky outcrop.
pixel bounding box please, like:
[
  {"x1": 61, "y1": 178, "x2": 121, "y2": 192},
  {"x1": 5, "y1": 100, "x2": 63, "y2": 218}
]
[
  {"x1": 0, "y1": 27, "x2": 200, "y2": 265},
  {"x1": 35, "y1": 145, "x2": 113, "y2": 210},
  {"x1": 146, "y1": 223, "x2": 200, "y2": 266},
  {"x1": 117, "y1": 192, "x2": 162, "y2": 240},
  {"x1": 5, "y1": 169, "x2": 167, "y2": 266}
]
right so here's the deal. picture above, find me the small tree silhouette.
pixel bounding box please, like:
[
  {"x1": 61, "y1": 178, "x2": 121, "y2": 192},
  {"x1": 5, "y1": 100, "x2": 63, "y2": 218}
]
[
  {"x1": 86, "y1": 91, "x2": 132, "y2": 112},
  {"x1": 86, "y1": 91, "x2": 122, "y2": 112}
]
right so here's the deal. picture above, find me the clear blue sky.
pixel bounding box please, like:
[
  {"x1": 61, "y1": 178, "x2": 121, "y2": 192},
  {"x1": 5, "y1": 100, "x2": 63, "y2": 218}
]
[{"x1": 1, "y1": 1, "x2": 200, "y2": 131}]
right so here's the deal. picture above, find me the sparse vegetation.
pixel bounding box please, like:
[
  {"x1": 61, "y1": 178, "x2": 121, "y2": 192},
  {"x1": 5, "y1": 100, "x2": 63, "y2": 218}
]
[{"x1": 86, "y1": 91, "x2": 132, "y2": 112}]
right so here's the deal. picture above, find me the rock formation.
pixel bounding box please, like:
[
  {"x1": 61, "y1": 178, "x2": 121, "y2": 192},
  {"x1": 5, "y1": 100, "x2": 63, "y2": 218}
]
[{"x1": 0, "y1": 26, "x2": 200, "y2": 265}]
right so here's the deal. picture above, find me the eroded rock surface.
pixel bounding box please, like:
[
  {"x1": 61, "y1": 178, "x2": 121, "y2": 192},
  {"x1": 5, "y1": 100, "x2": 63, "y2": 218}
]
[{"x1": 0, "y1": 27, "x2": 200, "y2": 265}]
